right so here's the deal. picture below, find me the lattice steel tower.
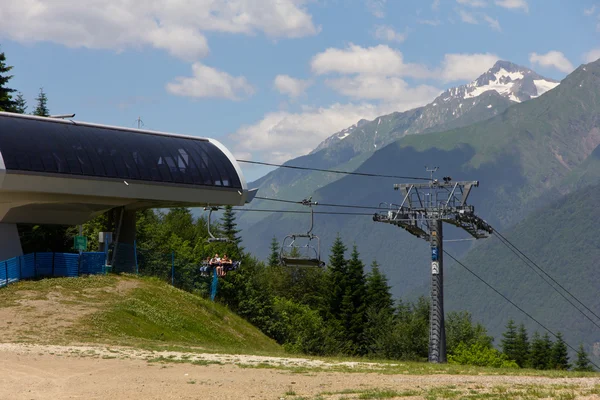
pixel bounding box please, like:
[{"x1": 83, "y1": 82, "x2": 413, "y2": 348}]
[{"x1": 373, "y1": 168, "x2": 493, "y2": 363}]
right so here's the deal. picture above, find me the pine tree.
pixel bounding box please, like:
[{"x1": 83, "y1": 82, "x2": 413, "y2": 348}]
[
  {"x1": 33, "y1": 87, "x2": 50, "y2": 116},
  {"x1": 549, "y1": 332, "x2": 570, "y2": 370},
  {"x1": 327, "y1": 234, "x2": 347, "y2": 320},
  {"x1": 573, "y1": 343, "x2": 594, "y2": 372},
  {"x1": 339, "y1": 245, "x2": 367, "y2": 354},
  {"x1": 14, "y1": 92, "x2": 26, "y2": 113},
  {"x1": 501, "y1": 319, "x2": 518, "y2": 362},
  {"x1": 529, "y1": 332, "x2": 546, "y2": 369},
  {"x1": 514, "y1": 323, "x2": 530, "y2": 368},
  {"x1": 268, "y1": 236, "x2": 280, "y2": 267},
  {"x1": 0, "y1": 48, "x2": 18, "y2": 112},
  {"x1": 221, "y1": 205, "x2": 242, "y2": 245},
  {"x1": 365, "y1": 260, "x2": 394, "y2": 315}
]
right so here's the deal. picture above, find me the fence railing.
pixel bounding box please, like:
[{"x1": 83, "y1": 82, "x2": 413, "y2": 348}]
[{"x1": 0, "y1": 252, "x2": 107, "y2": 288}]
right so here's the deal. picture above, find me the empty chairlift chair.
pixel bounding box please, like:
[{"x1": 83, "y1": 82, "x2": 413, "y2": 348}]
[{"x1": 279, "y1": 197, "x2": 325, "y2": 268}]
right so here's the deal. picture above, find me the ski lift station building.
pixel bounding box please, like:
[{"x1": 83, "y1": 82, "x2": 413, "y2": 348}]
[{"x1": 0, "y1": 112, "x2": 256, "y2": 260}]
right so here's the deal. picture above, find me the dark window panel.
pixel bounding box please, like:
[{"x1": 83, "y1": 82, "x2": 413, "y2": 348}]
[{"x1": 0, "y1": 116, "x2": 243, "y2": 189}]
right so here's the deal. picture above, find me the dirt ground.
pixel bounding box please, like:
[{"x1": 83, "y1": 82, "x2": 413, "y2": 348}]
[{"x1": 1, "y1": 343, "x2": 599, "y2": 400}]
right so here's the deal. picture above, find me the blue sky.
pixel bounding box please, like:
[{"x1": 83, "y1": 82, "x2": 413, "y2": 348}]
[{"x1": 1, "y1": 0, "x2": 599, "y2": 182}]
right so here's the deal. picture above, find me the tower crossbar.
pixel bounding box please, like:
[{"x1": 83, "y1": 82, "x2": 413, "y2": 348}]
[{"x1": 373, "y1": 172, "x2": 493, "y2": 363}]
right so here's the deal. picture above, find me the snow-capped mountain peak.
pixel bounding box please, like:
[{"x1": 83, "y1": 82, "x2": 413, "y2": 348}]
[{"x1": 460, "y1": 60, "x2": 560, "y2": 103}]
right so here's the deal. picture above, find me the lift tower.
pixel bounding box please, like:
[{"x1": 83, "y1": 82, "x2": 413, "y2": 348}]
[{"x1": 373, "y1": 169, "x2": 493, "y2": 363}]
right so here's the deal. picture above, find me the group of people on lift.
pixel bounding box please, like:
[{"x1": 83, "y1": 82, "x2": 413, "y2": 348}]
[{"x1": 207, "y1": 253, "x2": 233, "y2": 277}]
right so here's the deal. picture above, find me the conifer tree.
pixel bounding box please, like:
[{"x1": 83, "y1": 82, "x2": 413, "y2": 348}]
[
  {"x1": 573, "y1": 343, "x2": 594, "y2": 372},
  {"x1": 0, "y1": 48, "x2": 18, "y2": 112},
  {"x1": 365, "y1": 260, "x2": 394, "y2": 315},
  {"x1": 221, "y1": 206, "x2": 240, "y2": 242},
  {"x1": 501, "y1": 319, "x2": 518, "y2": 362},
  {"x1": 14, "y1": 92, "x2": 26, "y2": 113},
  {"x1": 340, "y1": 245, "x2": 367, "y2": 354},
  {"x1": 514, "y1": 323, "x2": 530, "y2": 368},
  {"x1": 327, "y1": 235, "x2": 347, "y2": 320},
  {"x1": 549, "y1": 332, "x2": 570, "y2": 370},
  {"x1": 529, "y1": 332, "x2": 546, "y2": 369},
  {"x1": 268, "y1": 236, "x2": 280, "y2": 267},
  {"x1": 33, "y1": 87, "x2": 50, "y2": 116}
]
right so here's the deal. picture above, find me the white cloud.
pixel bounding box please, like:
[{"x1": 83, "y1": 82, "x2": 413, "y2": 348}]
[
  {"x1": 529, "y1": 51, "x2": 574, "y2": 74},
  {"x1": 273, "y1": 75, "x2": 312, "y2": 98},
  {"x1": 495, "y1": 0, "x2": 528, "y2": 12},
  {"x1": 166, "y1": 63, "x2": 254, "y2": 100},
  {"x1": 0, "y1": 0, "x2": 319, "y2": 61},
  {"x1": 310, "y1": 44, "x2": 431, "y2": 78},
  {"x1": 418, "y1": 18, "x2": 442, "y2": 26},
  {"x1": 483, "y1": 15, "x2": 502, "y2": 31},
  {"x1": 325, "y1": 76, "x2": 441, "y2": 102},
  {"x1": 459, "y1": 10, "x2": 479, "y2": 24},
  {"x1": 432, "y1": 0, "x2": 441, "y2": 11},
  {"x1": 229, "y1": 99, "x2": 436, "y2": 163},
  {"x1": 458, "y1": 10, "x2": 501, "y2": 31},
  {"x1": 373, "y1": 25, "x2": 407, "y2": 43},
  {"x1": 457, "y1": 0, "x2": 487, "y2": 7},
  {"x1": 439, "y1": 53, "x2": 499, "y2": 82},
  {"x1": 584, "y1": 6, "x2": 596, "y2": 16},
  {"x1": 366, "y1": 0, "x2": 387, "y2": 18},
  {"x1": 583, "y1": 49, "x2": 600, "y2": 63}
]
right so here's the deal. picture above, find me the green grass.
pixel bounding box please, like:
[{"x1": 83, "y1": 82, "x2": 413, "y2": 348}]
[{"x1": 0, "y1": 274, "x2": 282, "y2": 355}]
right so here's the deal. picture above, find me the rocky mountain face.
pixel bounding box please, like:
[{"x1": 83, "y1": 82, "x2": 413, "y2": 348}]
[
  {"x1": 241, "y1": 60, "x2": 559, "y2": 228},
  {"x1": 311, "y1": 61, "x2": 559, "y2": 155},
  {"x1": 241, "y1": 58, "x2": 600, "y2": 289}
]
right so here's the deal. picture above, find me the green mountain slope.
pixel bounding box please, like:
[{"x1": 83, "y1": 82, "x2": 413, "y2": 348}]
[
  {"x1": 240, "y1": 59, "x2": 600, "y2": 298},
  {"x1": 0, "y1": 274, "x2": 282, "y2": 354},
  {"x1": 445, "y1": 182, "x2": 600, "y2": 365}
]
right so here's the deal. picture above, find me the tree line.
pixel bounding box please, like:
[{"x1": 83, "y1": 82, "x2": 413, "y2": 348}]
[{"x1": 1, "y1": 46, "x2": 595, "y2": 370}]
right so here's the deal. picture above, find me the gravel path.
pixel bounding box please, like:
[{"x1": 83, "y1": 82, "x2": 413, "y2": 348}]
[{"x1": 1, "y1": 343, "x2": 599, "y2": 399}]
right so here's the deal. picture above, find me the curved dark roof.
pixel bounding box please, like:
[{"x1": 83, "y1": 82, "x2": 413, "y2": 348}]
[{"x1": 0, "y1": 114, "x2": 242, "y2": 189}]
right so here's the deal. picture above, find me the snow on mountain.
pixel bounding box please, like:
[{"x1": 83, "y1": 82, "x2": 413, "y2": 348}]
[
  {"x1": 458, "y1": 60, "x2": 560, "y2": 103},
  {"x1": 311, "y1": 60, "x2": 560, "y2": 153}
]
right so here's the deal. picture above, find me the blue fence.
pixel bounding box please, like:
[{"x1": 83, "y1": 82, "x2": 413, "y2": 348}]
[{"x1": 0, "y1": 252, "x2": 107, "y2": 288}]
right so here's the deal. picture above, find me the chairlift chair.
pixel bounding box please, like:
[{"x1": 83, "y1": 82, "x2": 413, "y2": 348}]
[{"x1": 279, "y1": 197, "x2": 326, "y2": 268}]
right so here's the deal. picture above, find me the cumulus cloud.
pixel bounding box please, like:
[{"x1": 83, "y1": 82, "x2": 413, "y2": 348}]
[
  {"x1": 457, "y1": 0, "x2": 487, "y2": 7},
  {"x1": 495, "y1": 0, "x2": 528, "y2": 12},
  {"x1": 366, "y1": 0, "x2": 387, "y2": 18},
  {"x1": 583, "y1": 49, "x2": 600, "y2": 63},
  {"x1": 459, "y1": 10, "x2": 479, "y2": 24},
  {"x1": 373, "y1": 25, "x2": 407, "y2": 43},
  {"x1": 310, "y1": 44, "x2": 431, "y2": 78},
  {"x1": 325, "y1": 76, "x2": 441, "y2": 102},
  {"x1": 584, "y1": 6, "x2": 596, "y2": 16},
  {"x1": 438, "y1": 53, "x2": 499, "y2": 82},
  {"x1": 166, "y1": 63, "x2": 254, "y2": 100},
  {"x1": 459, "y1": 10, "x2": 501, "y2": 30},
  {"x1": 0, "y1": 0, "x2": 319, "y2": 61},
  {"x1": 273, "y1": 75, "x2": 312, "y2": 98},
  {"x1": 529, "y1": 51, "x2": 574, "y2": 74},
  {"x1": 483, "y1": 15, "x2": 502, "y2": 31},
  {"x1": 432, "y1": 0, "x2": 441, "y2": 11},
  {"x1": 229, "y1": 102, "x2": 410, "y2": 163}
]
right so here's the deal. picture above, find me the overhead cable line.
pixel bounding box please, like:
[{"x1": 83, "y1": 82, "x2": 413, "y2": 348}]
[
  {"x1": 236, "y1": 159, "x2": 431, "y2": 181},
  {"x1": 443, "y1": 250, "x2": 600, "y2": 370},
  {"x1": 491, "y1": 227, "x2": 600, "y2": 326},
  {"x1": 254, "y1": 195, "x2": 388, "y2": 211},
  {"x1": 232, "y1": 207, "x2": 372, "y2": 216}
]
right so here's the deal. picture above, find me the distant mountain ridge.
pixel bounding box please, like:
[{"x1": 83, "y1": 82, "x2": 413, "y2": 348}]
[
  {"x1": 241, "y1": 58, "x2": 600, "y2": 297},
  {"x1": 241, "y1": 60, "x2": 559, "y2": 230}
]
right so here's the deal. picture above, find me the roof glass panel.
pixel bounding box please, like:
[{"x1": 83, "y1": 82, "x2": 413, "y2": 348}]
[{"x1": 0, "y1": 115, "x2": 242, "y2": 189}]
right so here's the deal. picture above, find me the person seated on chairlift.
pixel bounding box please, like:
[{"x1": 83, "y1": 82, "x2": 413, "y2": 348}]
[
  {"x1": 210, "y1": 253, "x2": 222, "y2": 276},
  {"x1": 220, "y1": 254, "x2": 233, "y2": 276}
]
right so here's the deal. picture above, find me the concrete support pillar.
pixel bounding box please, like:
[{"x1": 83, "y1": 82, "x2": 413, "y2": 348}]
[
  {"x1": 111, "y1": 209, "x2": 137, "y2": 273},
  {"x1": 0, "y1": 223, "x2": 24, "y2": 261}
]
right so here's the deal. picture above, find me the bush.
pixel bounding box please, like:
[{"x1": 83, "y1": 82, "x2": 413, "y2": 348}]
[{"x1": 448, "y1": 343, "x2": 519, "y2": 368}]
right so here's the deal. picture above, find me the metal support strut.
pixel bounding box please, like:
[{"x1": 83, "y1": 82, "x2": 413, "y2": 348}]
[
  {"x1": 429, "y1": 220, "x2": 446, "y2": 363},
  {"x1": 373, "y1": 168, "x2": 492, "y2": 363}
]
